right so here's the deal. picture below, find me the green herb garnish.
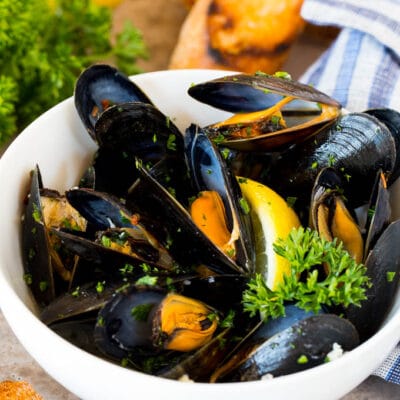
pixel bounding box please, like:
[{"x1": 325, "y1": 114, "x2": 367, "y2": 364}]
[
  {"x1": 96, "y1": 281, "x2": 105, "y2": 294},
  {"x1": 220, "y1": 309, "x2": 235, "y2": 328},
  {"x1": 131, "y1": 303, "x2": 154, "y2": 321},
  {"x1": 167, "y1": 134, "x2": 176, "y2": 151},
  {"x1": 239, "y1": 197, "x2": 250, "y2": 214},
  {"x1": 23, "y1": 273, "x2": 33, "y2": 285},
  {"x1": 297, "y1": 354, "x2": 308, "y2": 364},
  {"x1": 119, "y1": 211, "x2": 131, "y2": 225},
  {"x1": 0, "y1": 0, "x2": 148, "y2": 146},
  {"x1": 286, "y1": 196, "x2": 297, "y2": 208},
  {"x1": 387, "y1": 271, "x2": 396, "y2": 282},
  {"x1": 39, "y1": 280, "x2": 49, "y2": 292},
  {"x1": 242, "y1": 227, "x2": 371, "y2": 321},
  {"x1": 220, "y1": 148, "x2": 231, "y2": 160},
  {"x1": 101, "y1": 235, "x2": 112, "y2": 248},
  {"x1": 274, "y1": 71, "x2": 292, "y2": 80},
  {"x1": 135, "y1": 275, "x2": 158, "y2": 286}
]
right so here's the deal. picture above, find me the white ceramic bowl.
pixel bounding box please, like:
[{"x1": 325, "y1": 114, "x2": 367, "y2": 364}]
[{"x1": 1, "y1": 69, "x2": 400, "y2": 400}]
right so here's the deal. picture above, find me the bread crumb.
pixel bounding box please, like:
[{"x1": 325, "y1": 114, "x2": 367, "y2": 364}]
[{"x1": 0, "y1": 380, "x2": 43, "y2": 400}]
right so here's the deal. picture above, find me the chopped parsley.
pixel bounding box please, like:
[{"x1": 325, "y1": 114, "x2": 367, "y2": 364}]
[
  {"x1": 297, "y1": 354, "x2": 308, "y2": 364},
  {"x1": 239, "y1": 197, "x2": 250, "y2": 214},
  {"x1": 286, "y1": 196, "x2": 297, "y2": 208},
  {"x1": 32, "y1": 203, "x2": 41, "y2": 223},
  {"x1": 274, "y1": 71, "x2": 292, "y2": 80},
  {"x1": 135, "y1": 275, "x2": 158, "y2": 286},
  {"x1": 167, "y1": 134, "x2": 176, "y2": 151},
  {"x1": 387, "y1": 271, "x2": 396, "y2": 282},
  {"x1": 96, "y1": 281, "x2": 105, "y2": 294},
  {"x1": 71, "y1": 286, "x2": 80, "y2": 297},
  {"x1": 220, "y1": 309, "x2": 235, "y2": 328},
  {"x1": 131, "y1": 303, "x2": 154, "y2": 321},
  {"x1": 23, "y1": 273, "x2": 33, "y2": 285},
  {"x1": 39, "y1": 280, "x2": 49, "y2": 292}
]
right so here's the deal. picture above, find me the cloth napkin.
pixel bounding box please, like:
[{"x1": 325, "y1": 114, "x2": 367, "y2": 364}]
[{"x1": 299, "y1": 0, "x2": 400, "y2": 384}]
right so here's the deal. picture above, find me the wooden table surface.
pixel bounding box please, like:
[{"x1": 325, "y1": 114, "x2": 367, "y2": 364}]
[{"x1": 2, "y1": 1, "x2": 400, "y2": 398}]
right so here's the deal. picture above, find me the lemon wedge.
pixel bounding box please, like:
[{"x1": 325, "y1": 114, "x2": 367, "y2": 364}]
[{"x1": 238, "y1": 177, "x2": 301, "y2": 290}]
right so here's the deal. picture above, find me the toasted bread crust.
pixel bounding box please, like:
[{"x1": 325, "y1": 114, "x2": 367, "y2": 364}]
[
  {"x1": 170, "y1": 0, "x2": 305, "y2": 73},
  {"x1": 0, "y1": 380, "x2": 44, "y2": 400}
]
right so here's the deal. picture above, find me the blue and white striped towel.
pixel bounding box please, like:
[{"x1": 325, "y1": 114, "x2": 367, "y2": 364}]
[{"x1": 299, "y1": 0, "x2": 400, "y2": 384}]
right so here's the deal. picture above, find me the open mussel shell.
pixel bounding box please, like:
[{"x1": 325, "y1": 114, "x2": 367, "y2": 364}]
[
  {"x1": 363, "y1": 171, "x2": 391, "y2": 258},
  {"x1": 310, "y1": 167, "x2": 364, "y2": 264},
  {"x1": 74, "y1": 64, "x2": 152, "y2": 139},
  {"x1": 189, "y1": 74, "x2": 342, "y2": 152},
  {"x1": 216, "y1": 314, "x2": 359, "y2": 382},
  {"x1": 94, "y1": 275, "x2": 251, "y2": 378},
  {"x1": 40, "y1": 280, "x2": 121, "y2": 325},
  {"x1": 48, "y1": 227, "x2": 167, "y2": 280},
  {"x1": 344, "y1": 220, "x2": 400, "y2": 342},
  {"x1": 65, "y1": 188, "x2": 176, "y2": 270},
  {"x1": 22, "y1": 165, "x2": 55, "y2": 306},
  {"x1": 22, "y1": 165, "x2": 88, "y2": 305},
  {"x1": 94, "y1": 285, "x2": 165, "y2": 361},
  {"x1": 185, "y1": 124, "x2": 254, "y2": 273},
  {"x1": 262, "y1": 112, "x2": 397, "y2": 211},
  {"x1": 126, "y1": 162, "x2": 244, "y2": 275},
  {"x1": 207, "y1": 102, "x2": 341, "y2": 152},
  {"x1": 188, "y1": 73, "x2": 341, "y2": 113},
  {"x1": 93, "y1": 282, "x2": 218, "y2": 358},
  {"x1": 89, "y1": 101, "x2": 185, "y2": 197},
  {"x1": 160, "y1": 328, "x2": 233, "y2": 382},
  {"x1": 66, "y1": 188, "x2": 137, "y2": 231}
]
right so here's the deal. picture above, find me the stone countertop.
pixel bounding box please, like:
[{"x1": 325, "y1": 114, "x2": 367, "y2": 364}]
[
  {"x1": 2, "y1": 1, "x2": 400, "y2": 398},
  {"x1": 1, "y1": 310, "x2": 400, "y2": 399}
]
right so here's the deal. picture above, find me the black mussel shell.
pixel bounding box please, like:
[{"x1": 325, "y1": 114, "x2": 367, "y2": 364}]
[
  {"x1": 218, "y1": 314, "x2": 359, "y2": 382},
  {"x1": 188, "y1": 73, "x2": 341, "y2": 113},
  {"x1": 94, "y1": 286, "x2": 165, "y2": 360},
  {"x1": 94, "y1": 102, "x2": 182, "y2": 156},
  {"x1": 50, "y1": 317, "x2": 100, "y2": 357},
  {"x1": 40, "y1": 280, "x2": 120, "y2": 325},
  {"x1": 160, "y1": 329, "x2": 233, "y2": 382},
  {"x1": 65, "y1": 188, "x2": 175, "y2": 270},
  {"x1": 252, "y1": 304, "x2": 318, "y2": 341},
  {"x1": 74, "y1": 64, "x2": 152, "y2": 139},
  {"x1": 344, "y1": 220, "x2": 400, "y2": 342},
  {"x1": 126, "y1": 163, "x2": 243, "y2": 275},
  {"x1": 365, "y1": 108, "x2": 400, "y2": 184},
  {"x1": 66, "y1": 188, "x2": 137, "y2": 231},
  {"x1": 185, "y1": 124, "x2": 254, "y2": 273},
  {"x1": 310, "y1": 167, "x2": 364, "y2": 263},
  {"x1": 262, "y1": 113, "x2": 396, "y2": 210},
  {"x1": 90, "y1": 102, "x2": 185, "y2": 197},
  {"x1": 178, "y1": 275, "x2": 248, "y2": 314},
  {"x1": 363, "y1": 171, "x2": 391, "y2": 258},
  {"x1": 22, "y1": 165, "x2": 55, "y2": 306}
]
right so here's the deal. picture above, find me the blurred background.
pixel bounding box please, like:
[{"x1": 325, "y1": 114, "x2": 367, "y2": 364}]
[{"x1": 0, "y1": 0, "x2": 339, "y2": 149}]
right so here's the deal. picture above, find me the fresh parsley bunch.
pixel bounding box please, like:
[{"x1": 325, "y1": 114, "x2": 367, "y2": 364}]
[
  {"x1": 243, "y1": 227, "x2": 371, "y2": 321},
  {"x1": 0, "y1": 0, "x2": 148, "y2": 146}
]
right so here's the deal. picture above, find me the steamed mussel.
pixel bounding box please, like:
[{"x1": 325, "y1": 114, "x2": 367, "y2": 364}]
[{"x1": 21, "y1": 65, "x2": 400, "y2": 383}]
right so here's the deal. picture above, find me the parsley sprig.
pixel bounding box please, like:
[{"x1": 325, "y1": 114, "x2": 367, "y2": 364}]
[
  {"x1": 0, "y1": 0, "x2": 148, "y2": 145},
  {"x1": 242, "y1": 227, "x2": 371, "y2": 321}
]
